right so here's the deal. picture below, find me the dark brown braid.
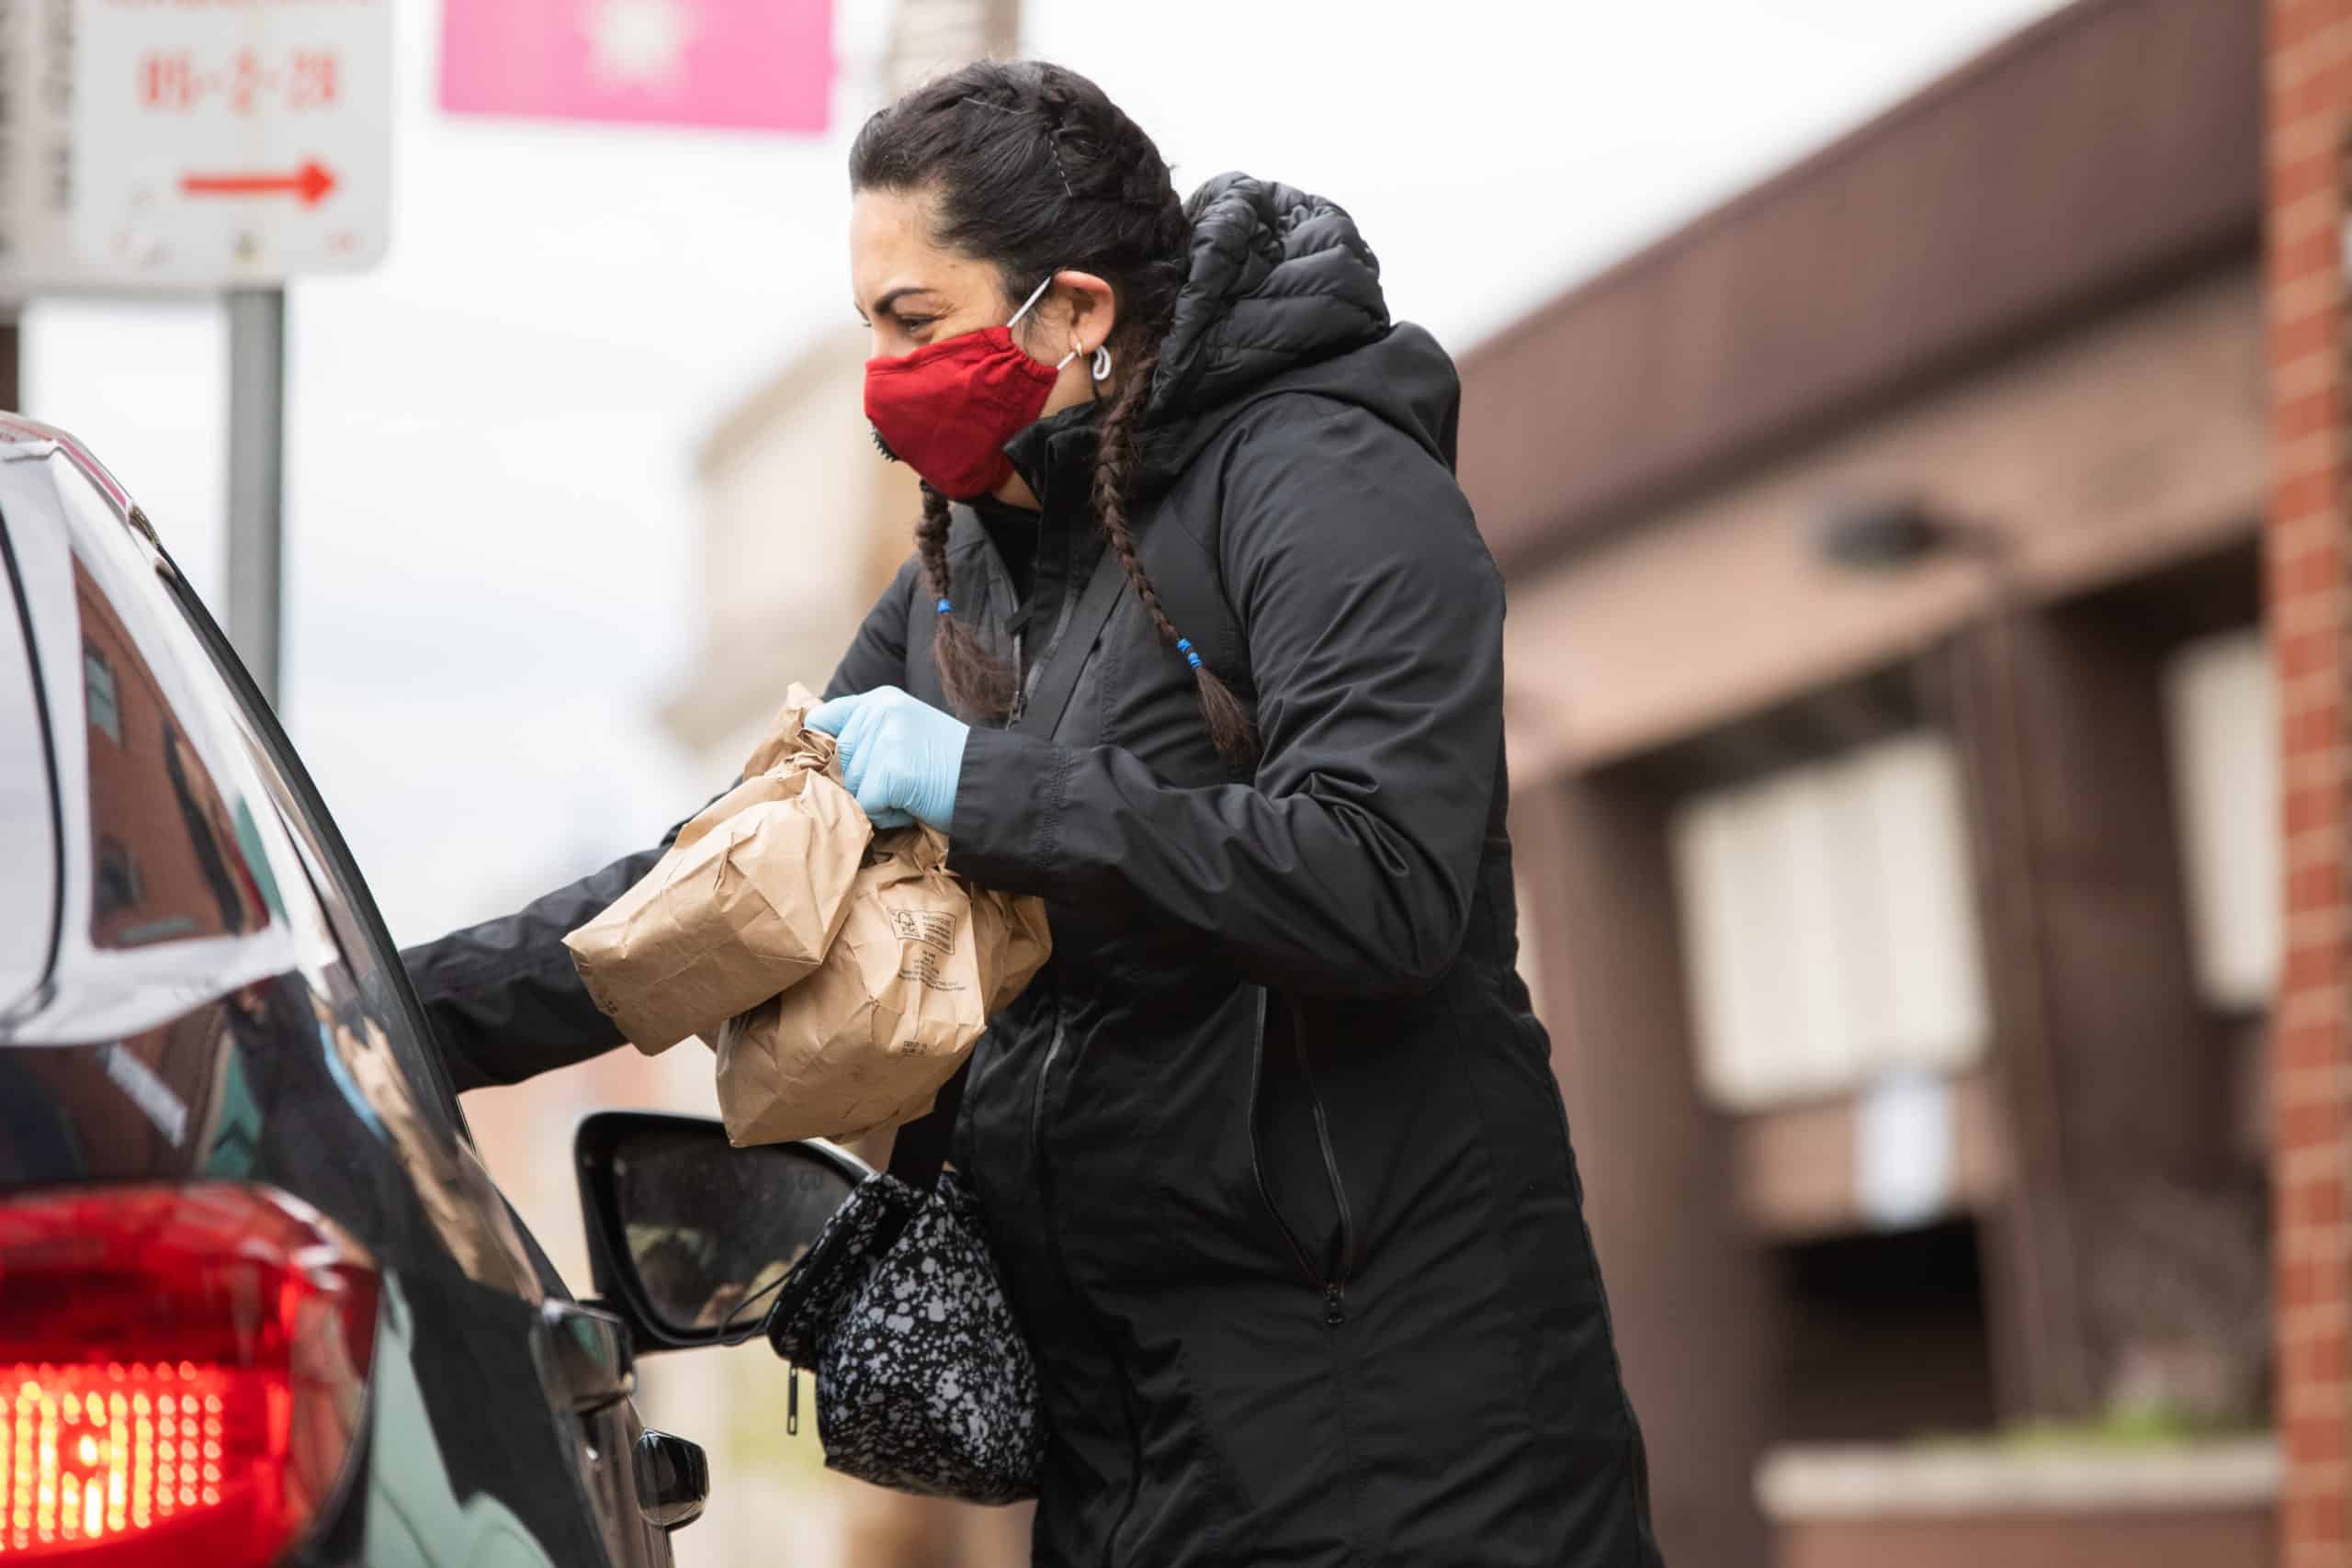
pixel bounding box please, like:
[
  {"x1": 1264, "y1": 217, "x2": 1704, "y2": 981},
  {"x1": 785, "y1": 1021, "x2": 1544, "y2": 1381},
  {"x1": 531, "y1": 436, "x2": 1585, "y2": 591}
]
[
  {"x1": 1090, "y1": 342, "x2": 1259, "y2": 764},
  {"x1": 914, "y1": 481, "x2": 1015, "y2": 718},
  {"x1": 854, "y1": 60, "x2": 1260, "y2": 765}
]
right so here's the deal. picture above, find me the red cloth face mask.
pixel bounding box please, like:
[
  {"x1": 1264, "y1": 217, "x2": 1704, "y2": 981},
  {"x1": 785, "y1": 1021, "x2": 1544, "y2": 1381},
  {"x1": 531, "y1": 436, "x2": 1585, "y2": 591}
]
[{"x1": 864, "y1": 272, "x2": 1076, "y2": 502}]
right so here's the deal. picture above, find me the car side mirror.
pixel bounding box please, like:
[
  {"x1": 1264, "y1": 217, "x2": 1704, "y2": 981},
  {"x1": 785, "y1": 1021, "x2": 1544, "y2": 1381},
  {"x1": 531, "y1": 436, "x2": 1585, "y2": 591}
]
[{"x1": 573, "y1": 1111, "x2": 867, "y2": 1352}]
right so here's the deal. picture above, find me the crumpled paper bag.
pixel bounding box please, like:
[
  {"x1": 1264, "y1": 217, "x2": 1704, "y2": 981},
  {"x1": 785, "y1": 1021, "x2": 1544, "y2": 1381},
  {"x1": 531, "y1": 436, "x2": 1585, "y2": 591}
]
[
  {"x1": 969, "y1": 882, "x2": 1053, "y2": 1018},
  {"x1": 711, "y1": 826, "x2": 1053, "y2": 1147},
  {"x1": 562, "y1": 685, "x2": 872, "y2": 1055}
]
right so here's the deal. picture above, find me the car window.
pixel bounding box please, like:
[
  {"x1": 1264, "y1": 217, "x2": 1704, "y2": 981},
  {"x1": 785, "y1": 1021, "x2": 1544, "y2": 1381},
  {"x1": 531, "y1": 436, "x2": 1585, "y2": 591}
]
[
  {"x1": 46, "y1": 463, "x2": 469, "y2": 1134},
  {"x1": 72, "y1": 551, "x2": 276, "y2": 949}
]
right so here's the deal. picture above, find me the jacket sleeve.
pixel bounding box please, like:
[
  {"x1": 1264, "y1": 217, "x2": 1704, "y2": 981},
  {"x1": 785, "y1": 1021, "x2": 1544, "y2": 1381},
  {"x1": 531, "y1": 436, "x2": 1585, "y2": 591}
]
[
  {"x1": 946, "y1": 400, "x2": 1504, "y2": 998},
  {"x1": 824, "y1": 557, "x2": 918, "y2": 700},
  {"x1": 400, "y1": 810, "x2": 699, "y2": 1094}
]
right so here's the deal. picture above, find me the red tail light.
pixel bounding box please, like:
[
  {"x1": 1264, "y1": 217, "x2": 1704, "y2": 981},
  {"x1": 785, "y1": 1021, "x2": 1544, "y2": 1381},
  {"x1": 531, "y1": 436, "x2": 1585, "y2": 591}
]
[{"x1": 0, "y1": 1185, "x2": 378, "y2": 1564}]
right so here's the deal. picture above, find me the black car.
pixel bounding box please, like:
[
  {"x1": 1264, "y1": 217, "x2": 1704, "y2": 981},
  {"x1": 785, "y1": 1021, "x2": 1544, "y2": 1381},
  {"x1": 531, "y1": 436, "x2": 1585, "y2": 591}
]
[{"x1": 0, "y1": 413, "x2": 865, "y2": 1566}]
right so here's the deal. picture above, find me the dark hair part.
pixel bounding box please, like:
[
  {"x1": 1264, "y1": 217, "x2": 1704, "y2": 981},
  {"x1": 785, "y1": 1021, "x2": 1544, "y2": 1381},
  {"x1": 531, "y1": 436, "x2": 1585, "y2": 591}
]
[{"x1": 852, "y1": 60, "x2": 1258, "y2": 766}]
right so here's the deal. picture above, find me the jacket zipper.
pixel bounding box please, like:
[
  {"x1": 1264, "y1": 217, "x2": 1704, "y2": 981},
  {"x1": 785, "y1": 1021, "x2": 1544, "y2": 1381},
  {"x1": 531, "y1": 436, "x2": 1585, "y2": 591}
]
[
  {"x1": 1030, "y1": 982, "x2": 1147, "y2": 1567},
  {"x1": 1008, "y1": 628, "x2": 1029, "y2": 725},
  {"x1": 1248, "y1": 991, "x2": 1357, "y2": 1326}
]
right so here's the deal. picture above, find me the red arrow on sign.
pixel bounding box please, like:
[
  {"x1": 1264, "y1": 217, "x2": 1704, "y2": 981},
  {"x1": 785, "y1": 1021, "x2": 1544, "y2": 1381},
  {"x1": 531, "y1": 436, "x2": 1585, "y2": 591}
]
[{"x1": 179, "y1": 160, "x2": 339, "y2": 208}]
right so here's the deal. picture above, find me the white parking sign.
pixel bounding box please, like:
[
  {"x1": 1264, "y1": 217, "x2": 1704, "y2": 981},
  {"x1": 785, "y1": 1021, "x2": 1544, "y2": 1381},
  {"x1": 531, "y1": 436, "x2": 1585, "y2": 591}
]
[{"x1": 1, "y1": 0, "x2": 390, "y2": 293}]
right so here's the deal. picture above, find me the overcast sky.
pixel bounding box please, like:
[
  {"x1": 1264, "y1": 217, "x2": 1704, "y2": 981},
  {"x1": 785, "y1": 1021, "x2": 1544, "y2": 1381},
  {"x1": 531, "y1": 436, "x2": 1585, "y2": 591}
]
[{"x1": 23, "y1": 0, "x2": 2064, "y2": 946}]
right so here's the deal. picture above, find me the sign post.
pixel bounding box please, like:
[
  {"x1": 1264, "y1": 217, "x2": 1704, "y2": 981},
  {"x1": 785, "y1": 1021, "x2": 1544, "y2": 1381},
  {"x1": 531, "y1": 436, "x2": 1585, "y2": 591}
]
[{"x1": 224, "y1": 288, "x2": 284, "y2": 705}]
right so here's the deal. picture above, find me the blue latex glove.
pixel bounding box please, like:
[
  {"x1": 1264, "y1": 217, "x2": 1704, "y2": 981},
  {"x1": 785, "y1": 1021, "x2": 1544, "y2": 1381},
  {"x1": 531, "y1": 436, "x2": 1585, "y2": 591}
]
[{"x1": 806, "y1": 686, "x2": 970, "y2": 832}]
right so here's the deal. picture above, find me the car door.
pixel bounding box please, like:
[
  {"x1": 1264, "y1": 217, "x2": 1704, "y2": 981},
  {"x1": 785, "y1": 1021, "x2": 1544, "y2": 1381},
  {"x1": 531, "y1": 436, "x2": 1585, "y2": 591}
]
[{"x1": 3, "y1": 425, "x2": 685, "y2": 1568}]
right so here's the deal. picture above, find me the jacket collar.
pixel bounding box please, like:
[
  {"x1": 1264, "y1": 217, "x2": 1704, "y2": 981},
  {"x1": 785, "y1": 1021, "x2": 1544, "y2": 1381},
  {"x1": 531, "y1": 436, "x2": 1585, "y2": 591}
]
[{"x1": 1001, "y1": 397, "x2": 1102, "y2": 516}]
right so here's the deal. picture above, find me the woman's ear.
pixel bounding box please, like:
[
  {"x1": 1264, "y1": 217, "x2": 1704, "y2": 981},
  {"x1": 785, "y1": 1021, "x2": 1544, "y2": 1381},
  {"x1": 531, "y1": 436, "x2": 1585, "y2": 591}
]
[{"x1": 1054, "y1": 269, "x2": 1119, "y2": 356}]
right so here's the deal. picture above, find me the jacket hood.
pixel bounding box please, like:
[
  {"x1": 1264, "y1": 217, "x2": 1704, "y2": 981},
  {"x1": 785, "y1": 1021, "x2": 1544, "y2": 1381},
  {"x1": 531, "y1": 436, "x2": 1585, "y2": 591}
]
[
  {"x1": 1143, "y1": 173, "x2": 1459, "y2": 485},
  {"x1": 1005, "y1": 174, "x2": 1462, "y2": 503}
]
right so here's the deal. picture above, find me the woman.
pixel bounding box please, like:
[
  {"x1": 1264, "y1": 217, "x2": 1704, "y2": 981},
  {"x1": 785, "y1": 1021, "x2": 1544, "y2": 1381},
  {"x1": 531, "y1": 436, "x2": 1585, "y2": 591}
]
[{"x1": 407, "y1": 60, "x2": 1661, "y2": 1568}]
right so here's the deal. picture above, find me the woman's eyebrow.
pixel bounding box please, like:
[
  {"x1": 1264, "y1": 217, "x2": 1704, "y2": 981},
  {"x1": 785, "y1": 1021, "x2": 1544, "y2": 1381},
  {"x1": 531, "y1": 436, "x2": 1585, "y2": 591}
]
[{"x1": 865, "y1": 286, "x2": 939, "y2": 317}]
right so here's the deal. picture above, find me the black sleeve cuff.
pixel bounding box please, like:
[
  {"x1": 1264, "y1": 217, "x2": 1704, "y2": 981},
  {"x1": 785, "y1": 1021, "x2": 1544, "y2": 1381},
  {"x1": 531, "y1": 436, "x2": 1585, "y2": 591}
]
[{"x1": 945, "y1": 724, "x2": 1070, "y2": 897}]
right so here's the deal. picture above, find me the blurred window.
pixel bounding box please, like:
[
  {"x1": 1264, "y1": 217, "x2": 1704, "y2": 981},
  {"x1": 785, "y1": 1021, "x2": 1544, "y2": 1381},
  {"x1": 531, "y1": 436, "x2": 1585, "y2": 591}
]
[
  {"x1": 83, "y1": 644, "x2": 121, "y2": 744},
  {"x1": 93, "y1": 835, "x2": 142, "y2": 918},
  {"x1": 1669, "y1": 731, "x2": 1990, "y2": 1111},
  {"x1": 2163, "y1": 628, "x2": 2278, "y2": 1013}
]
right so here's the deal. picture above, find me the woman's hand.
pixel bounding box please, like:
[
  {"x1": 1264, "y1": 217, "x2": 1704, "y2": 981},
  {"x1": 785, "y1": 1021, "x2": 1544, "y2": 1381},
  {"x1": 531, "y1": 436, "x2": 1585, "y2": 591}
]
[{"x1": 807, "y1": 686, "x2": 970, "y2": 831}]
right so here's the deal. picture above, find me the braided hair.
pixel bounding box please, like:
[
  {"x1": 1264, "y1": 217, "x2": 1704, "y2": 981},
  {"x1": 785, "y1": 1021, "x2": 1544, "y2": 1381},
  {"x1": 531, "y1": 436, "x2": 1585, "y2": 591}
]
[{"x1": 850, "y1": 61, "x2": 1258, "y2": 766}]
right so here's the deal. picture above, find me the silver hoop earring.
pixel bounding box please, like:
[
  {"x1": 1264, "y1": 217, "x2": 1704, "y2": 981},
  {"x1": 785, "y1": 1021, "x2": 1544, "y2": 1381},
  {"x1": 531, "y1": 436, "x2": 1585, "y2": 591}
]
[{"x1": 1091, "y1": 346, "x2": 1114, "y2": 382}]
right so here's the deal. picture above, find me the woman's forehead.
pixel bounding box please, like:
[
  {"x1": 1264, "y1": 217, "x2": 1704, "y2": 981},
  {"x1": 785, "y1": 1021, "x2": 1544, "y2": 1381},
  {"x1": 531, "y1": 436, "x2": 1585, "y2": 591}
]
[{"x1": 850, "y1": 188, "x2": 994, "y2": 308}]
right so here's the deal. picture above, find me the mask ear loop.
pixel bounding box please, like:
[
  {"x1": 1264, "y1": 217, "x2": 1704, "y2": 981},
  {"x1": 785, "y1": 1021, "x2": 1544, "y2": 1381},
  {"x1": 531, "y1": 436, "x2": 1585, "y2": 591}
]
[
  {"x1": 1012, "y1": 271, "x2": 1084, "y2": 371},
  {"x1": 1009, "y1": 271, "x2": 1057, "y2": 328}
]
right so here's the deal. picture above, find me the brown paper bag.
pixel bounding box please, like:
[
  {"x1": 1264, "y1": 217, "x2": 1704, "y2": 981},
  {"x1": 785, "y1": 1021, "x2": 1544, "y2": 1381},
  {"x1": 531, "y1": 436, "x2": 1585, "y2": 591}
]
[
  {"x1": 563, "y1": 686, "x2": 871, "y2": 1054},
  {"x1": 970, "y1": 885, "x2": 1053, "y2": 1016},
  {"x1": 711, "y1": 827, "x2": 1052, "y2": 1147}
]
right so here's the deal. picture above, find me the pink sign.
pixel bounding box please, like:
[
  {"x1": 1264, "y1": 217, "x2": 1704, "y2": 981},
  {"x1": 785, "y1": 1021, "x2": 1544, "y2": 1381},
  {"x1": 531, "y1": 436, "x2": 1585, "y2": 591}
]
[{"x1": 439, "y1": 0, "x2": 831, "y2": 133}]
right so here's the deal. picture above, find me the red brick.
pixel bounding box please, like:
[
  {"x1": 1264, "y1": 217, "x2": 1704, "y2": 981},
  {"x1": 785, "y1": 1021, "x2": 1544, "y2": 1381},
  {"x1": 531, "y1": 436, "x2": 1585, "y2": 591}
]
[
  {"x1": 2276, "y1": 108, "x2": 2347, "y2": 172},
  {"x1": 2274, "y1": 57, "x2": 2352, "y2": 124},
  {"x1": 2278, "y1": 187, "x2": 2344, "y2": 256},
  {"x1": 2276, "y1": 400, "x2": 2346, "y2": 466},
  {"x1": 2290, "y1": 1169, "x2": 2350, "y2": 1231},
  {"x1": 2287, "y1": 697, "x2": 2348, "y2": 758},
  {"x1": 2268, "y1": 13, "x2": 2352, "y2": 1551},
  {"x1": 2277, "y1": 0, "x2": 2352, "y2": 55},
  {"x1": 2293, "y1": 855, "x2": 2348, "y2": 910},
  {"x1": 2283, "y1": 981, "x2": 2350, "y2": 1027},
  {"x1": 2287, "y1": 933, "x2": 2349, "y2": 996},
  {"x1": 2278, "y1": 388, "x2": 2346, "y2": 449},
  {"x1": 2297, "y1": 1404, "x2": 2352, "y2": 1468},
  {"x1": 2274, "y1": 269, "x2": 2343, "y2": 331},
  {"x1": 2278, "y1": 340, "x2": 2346, "y2": 399},
  {"x1": 2289, "y1": 832, "x2": 2348, "y2": 886},
  {"x1": 2279, "y1": 1010, "x2": 2349, "y2": 1076},
  {"x1": 2280, "y1": 434, "x2": 2346, "y2": 491},
  {"x1": 2277, "y1": 1072, "x2": 2352, "y2": 1133},
  {"x1": 2278, "y1": 591, "x2": 2350, "y2": 643},
  {"x1": 2278, "y1": 187, "x2": 2345, "y2": 253},
  {"x1": 2273, "y1": 140, "x2": 2346, "y2": 209},
  {"x1": 2286, "y1": 784, "x2": 2342, "y2": 846},
  {"x1": 2287, "y1": 660, "x2": 2351, "y2": 706},
  {"x1": 2280, "y1": 621, "x2": 2342, "y2": 682},
  {"x1": 2275, "y1": 464, "x2": 2347, "y2": 523},
  {"x1": 2270, "y1": 535, "x2": 2345, "y2": 597},
  {"x1": 2292, "y1": 913, "x2": 2352, "y2": 963},
  {"x1": 2288, "y1": 1487, "x2": 2349, "y2": 1545},
  {"x1": 2274, "y1": 222, "x2": 2347, "y2": 289},
  {"x1": 2283, "y1": 1253, "x2": 2337, "y2": 1313},
  {"x1": 2275, "y1": 502, "x2": 2350, "y2": 550},
  {"x1": 2279, "y1": 20, "x2": 2352, "y2": 99}
]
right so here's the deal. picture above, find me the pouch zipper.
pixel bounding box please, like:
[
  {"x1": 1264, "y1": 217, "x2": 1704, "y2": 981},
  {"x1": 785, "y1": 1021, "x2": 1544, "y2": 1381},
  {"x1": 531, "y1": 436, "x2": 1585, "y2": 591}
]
[{"x1": 1248, "y1": 991, "x2": 1357, "y2": 1326}]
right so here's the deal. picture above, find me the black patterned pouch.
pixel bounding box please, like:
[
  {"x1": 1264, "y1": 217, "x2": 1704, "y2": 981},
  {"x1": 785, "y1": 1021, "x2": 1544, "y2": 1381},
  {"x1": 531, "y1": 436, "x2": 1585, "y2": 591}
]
[{"x1": 764, "y1": 1064, "x2": 1044, "y2": 1503}]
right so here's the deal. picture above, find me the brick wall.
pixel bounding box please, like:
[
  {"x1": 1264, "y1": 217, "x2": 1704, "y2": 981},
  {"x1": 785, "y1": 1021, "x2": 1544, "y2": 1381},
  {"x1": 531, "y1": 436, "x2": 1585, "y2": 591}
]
[{"x1": 2269, "y1": 4, "x2": 2352, "y2": 1564}]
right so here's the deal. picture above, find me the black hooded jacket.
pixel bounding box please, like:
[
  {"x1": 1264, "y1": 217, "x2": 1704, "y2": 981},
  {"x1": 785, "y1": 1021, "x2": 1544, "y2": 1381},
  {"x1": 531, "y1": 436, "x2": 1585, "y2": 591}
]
[{"x1": 404, "y1": 173, "x2": 1662, "y2": 1568}]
